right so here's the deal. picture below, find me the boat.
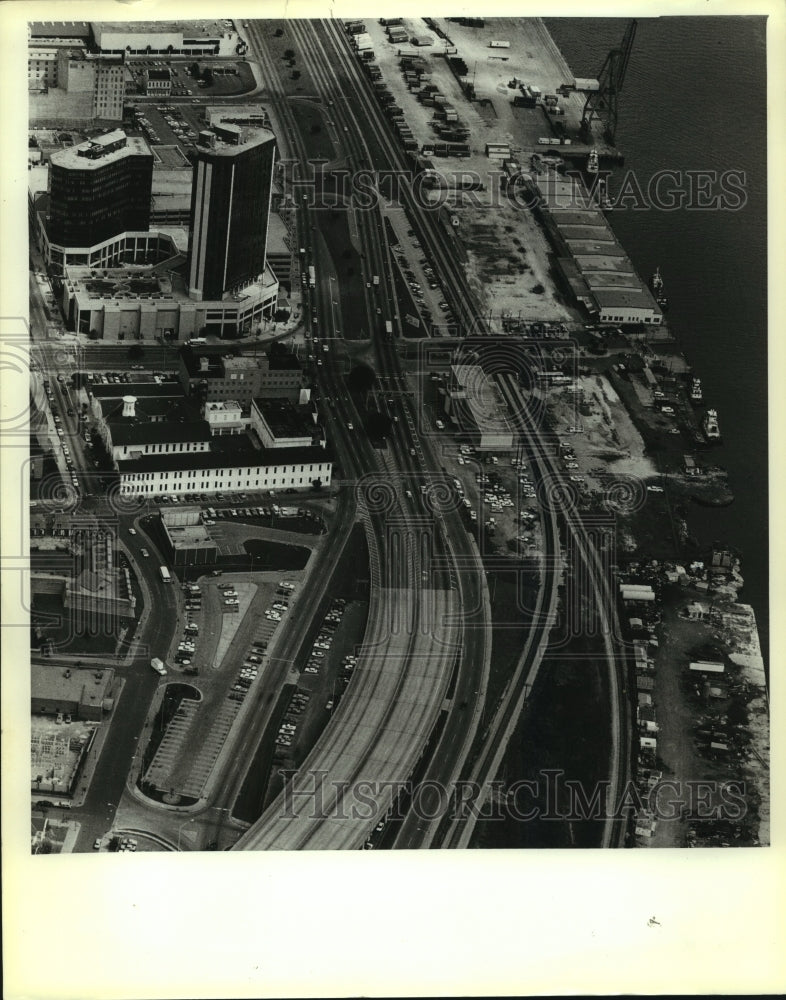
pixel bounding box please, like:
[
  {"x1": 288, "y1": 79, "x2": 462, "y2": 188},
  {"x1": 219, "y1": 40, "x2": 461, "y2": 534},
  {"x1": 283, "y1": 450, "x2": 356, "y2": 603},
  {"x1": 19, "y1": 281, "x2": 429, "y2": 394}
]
[
  {"x1": 690, "y1": 376, "x2": 704, "y2": 405},
  {"x1": 703, "y1": 408, "x2": 721, "y2": 443},
  {"x1": 650, "y1": 266, "x2": 669, "y2": 311},
  {"x1": 586, "y1": 147, "x2": 599, "y2": 174}
]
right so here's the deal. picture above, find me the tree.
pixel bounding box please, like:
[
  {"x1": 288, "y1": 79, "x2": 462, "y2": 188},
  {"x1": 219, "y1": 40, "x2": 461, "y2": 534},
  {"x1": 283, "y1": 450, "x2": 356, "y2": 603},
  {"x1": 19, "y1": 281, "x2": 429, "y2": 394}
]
[
  {"x1": 275, "y1": 28, "x2": 284, "y2": 37},
  {"x1": 311, "y1": 478, "x2": 323, "y2": 492},
  {"x1": 292, "y1": 70, "x2": 301, "y2": 81},
  {"x1": 202, "y1": 67, "x2": 213, "y2": 86},
  {"x1": 190, "y1": 62, "x2": 200, "y2": 78},
  {"x1": 283, "y1": 48, "x2": 295, "y2": 61}
]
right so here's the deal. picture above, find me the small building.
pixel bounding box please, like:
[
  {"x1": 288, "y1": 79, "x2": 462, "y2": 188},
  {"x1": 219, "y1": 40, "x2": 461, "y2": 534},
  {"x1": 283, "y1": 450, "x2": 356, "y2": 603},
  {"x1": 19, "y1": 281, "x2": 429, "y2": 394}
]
[
  {"x1": 689, "y1": 660, "x2": 725, "y2": 674},
  {"x1": 161, "y1": 506, "x2": 217, "y2": 567},
  {"x1": 250, "y1": 396, "x2": 322, "y2": 450},
  {"x1": 31, "y1": 664, "x2": 114, "y2": 722},
  {"x1": 204, "y1": 400, "x2": 246, "y2": 436},
  {"x1": 145, "y1": 67, "x2": 172, "y2": 96}
]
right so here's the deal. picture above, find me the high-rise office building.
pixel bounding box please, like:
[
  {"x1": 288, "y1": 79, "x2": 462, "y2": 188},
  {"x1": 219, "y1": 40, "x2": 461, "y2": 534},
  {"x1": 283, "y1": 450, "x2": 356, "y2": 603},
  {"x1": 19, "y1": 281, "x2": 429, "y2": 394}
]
[
  {"x1": 187, "y1": 124, "x2": 277, "y2": 302},
  {"x1": 48, "y1": 129, "x2": 153, "y2": 247}
]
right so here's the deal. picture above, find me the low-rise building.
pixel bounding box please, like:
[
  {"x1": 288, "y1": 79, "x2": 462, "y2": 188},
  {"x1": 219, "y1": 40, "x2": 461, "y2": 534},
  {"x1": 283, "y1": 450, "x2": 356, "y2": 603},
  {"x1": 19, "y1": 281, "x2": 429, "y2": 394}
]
[
  {"x1": 117, "y1": 434, "x2": 332, "y2": 497},
  {"x1": 93, "y1": 393, "x2": 211, "y2": 462},
  {"x1": 160, "y1": 506, "x2": 217, "y2": 567},
  {"x1": 204, "y1": 400, "x2": 246, "y2": 435},
  {"x1": 29, "y1": 49, "x2": 125, "y2": 123},
  {"x1": 31, "y1": 664, "x2": 114, "y2": 722},
  {"x1": 178, "y1": 343, "x2": 303, "y2": 406},
  {"x1": 91, "y1": 19, "x2": 245, "y2": 58},
  {"x1": 250, "y1": 397, "x2": 323, "y2": 450},
  {"x1": 145, "y1": 67, "x2": 172, "y2": 96}
]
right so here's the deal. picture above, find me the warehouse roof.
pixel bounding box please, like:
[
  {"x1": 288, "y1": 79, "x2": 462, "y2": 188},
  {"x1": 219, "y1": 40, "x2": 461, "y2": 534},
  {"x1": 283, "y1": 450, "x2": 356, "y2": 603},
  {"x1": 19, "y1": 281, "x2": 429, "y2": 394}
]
[
  {"x1": 117, "y1": 436, "x2": 332, "y2": 474},
  {"x1": 31, "y1": 663, "x2": 113, "y2": 706}
]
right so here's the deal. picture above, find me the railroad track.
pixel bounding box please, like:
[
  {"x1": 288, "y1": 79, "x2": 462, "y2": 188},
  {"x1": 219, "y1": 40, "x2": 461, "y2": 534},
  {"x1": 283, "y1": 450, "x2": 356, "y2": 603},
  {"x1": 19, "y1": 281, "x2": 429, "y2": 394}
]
[{"x1": 316, "y1": 20, "x2": 631, "y2": 849}]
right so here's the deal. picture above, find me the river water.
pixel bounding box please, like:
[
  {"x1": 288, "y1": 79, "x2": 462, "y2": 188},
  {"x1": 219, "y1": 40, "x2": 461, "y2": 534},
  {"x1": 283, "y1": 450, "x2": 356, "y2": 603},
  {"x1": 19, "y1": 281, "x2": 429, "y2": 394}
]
[{"x1": 545, "y1": 16, "x2": 769, "y2": 663}]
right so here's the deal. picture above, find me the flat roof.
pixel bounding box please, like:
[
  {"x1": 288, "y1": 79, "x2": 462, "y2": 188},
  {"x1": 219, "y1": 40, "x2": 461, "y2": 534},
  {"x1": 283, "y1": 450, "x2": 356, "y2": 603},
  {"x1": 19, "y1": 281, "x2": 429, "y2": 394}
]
[
  {"x1": 253, "y1": 398, "x2": 314, "y2": 439},
  {"x1": 583, "y1": 271, "x2": 645, "y2": 291},
  {"x1": 94, "y1": 20, "x2": 233, "y2": 37},
  {"x1": 594, "y1": 288, "x2": 659, "y2": 310},
  {"x1": 118, "y1": 435, "x2": 332, "y2": 475},
  {"x1": 164, "y1": 523, "x2": 215, "y2": 549},
  {"x1": 568, "y1": 240, "x2": 627, "y2": 257},
  {"x1": 205, "y1": 105, "x2": 269, "y2": 127},
  {"x1": 558, "y1": 225, "x2": 617, "y2": 242},
  {"x1": 196, "y1": 125, "x2": 276, "y2": 158},
  {"x1": 50, "y1": 129, "x2": 152, "y2": 171},
  {"x1": 91, "y1": 380, "x2": 183, "y2": 398},
  {"x1": 28, "y1": 165, "x2": 50, "y2": 197},
  {"x1": 31, "y1": 663, "x2": 113, "y2": 706},
  {"x1": 573, "y1": 254, "x2": 634, "y2": 272},
  {"x1": 549, "y1": 209, "x2": 607, "y2": 227},
  {"x1": 29, "y1": 21, "x2": 91, "y2": 37}
]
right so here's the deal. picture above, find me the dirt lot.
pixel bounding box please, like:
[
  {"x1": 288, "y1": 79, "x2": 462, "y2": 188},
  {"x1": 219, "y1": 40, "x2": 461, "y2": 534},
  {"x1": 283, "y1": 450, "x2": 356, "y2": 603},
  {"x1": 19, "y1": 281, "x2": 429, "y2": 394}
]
[{"x1": 547, "y1": 374, "x2": 657, "y2": 484}]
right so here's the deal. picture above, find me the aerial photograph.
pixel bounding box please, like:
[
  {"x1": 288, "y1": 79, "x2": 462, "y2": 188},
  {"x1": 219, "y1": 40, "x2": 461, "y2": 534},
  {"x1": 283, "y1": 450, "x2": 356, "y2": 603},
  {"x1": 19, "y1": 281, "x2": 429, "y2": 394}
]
[{"x1": 26, "y1": 13, "x2": 769, "y2": 854}]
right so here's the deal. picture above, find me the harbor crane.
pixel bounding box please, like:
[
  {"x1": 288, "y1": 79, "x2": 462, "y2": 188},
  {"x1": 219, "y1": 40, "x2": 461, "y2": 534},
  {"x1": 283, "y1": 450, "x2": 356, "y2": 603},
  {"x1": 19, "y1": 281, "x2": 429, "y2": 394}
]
[{"x1": 580, "y1": 19, "x2": 637, "y2": 145}]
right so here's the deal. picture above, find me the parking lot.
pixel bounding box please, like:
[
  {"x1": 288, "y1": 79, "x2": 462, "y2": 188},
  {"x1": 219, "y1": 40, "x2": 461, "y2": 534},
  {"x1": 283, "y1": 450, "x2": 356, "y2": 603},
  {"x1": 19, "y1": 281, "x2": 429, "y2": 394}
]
[
  {"x1": 130, "y1": 102, "x2": 202, "y2": 151},
  {"x1": 139, "y1": 574, "x2": 304, "y2": 804}
]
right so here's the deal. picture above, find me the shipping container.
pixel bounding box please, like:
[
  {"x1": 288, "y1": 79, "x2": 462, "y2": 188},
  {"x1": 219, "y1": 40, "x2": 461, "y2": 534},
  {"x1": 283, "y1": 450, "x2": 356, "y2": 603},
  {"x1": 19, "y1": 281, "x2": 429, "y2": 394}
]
[{"x1": 489, "y1": 40, "x2": 511, "y2": 48}]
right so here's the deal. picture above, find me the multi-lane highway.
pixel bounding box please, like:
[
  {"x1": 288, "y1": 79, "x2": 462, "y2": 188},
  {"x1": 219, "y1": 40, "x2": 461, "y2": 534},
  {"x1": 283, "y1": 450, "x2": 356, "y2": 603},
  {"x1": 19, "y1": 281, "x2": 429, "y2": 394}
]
[
  {"x1": 281, "y1": 19, "x2": 630, "y2": 849},
  {"x1": 228, "y1": 19, "x2": 490, "y2": 850},
  {"x1": 29, "y1": 17, "x2": 630, "y2": 851}
]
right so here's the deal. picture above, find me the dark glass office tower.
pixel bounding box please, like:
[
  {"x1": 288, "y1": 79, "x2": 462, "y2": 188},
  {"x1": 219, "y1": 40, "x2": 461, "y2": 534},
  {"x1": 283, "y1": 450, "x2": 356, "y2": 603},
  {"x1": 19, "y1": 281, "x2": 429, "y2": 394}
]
[
  {"x1": 188, "y1": 124, "x2": 277, "y2": 302},
  {"x1": 48, "y1": 130, "x2": 153, "y2": 247}
]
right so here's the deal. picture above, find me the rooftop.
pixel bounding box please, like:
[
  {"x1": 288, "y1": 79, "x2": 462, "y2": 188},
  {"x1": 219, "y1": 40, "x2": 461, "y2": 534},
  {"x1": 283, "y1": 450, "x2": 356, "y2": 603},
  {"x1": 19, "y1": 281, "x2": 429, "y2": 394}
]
[
  {"x1": 195, "y1": 124, "x2": 276, "y2": 158},
  {"x1": 50, "y1": 129, "x2": 152, "y2": 171},
  {"x1": 117, "y1": 433, "x2": 331, "y2": 475},
  {"x1": 205, "y1": 105, "x2": 269, "y2": 128},
  {"x1": 93, "y1": 20, "x2": 235, "y2": 37},
  {"x1": 29, "y1": 21, "x2": 91, "y2": 38},
  {"x1": 253, "y1": 398, "x2": 315, "y2": 440},
  {"x1": 180, "y1": 342, "x2": 301, "y2": 379},
  {"x1": 594, "y1": 288, "x2": 659, "y2": 310},
  {"x1": 31, "y1": 663, "x2": 113, "y2": 707}
]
